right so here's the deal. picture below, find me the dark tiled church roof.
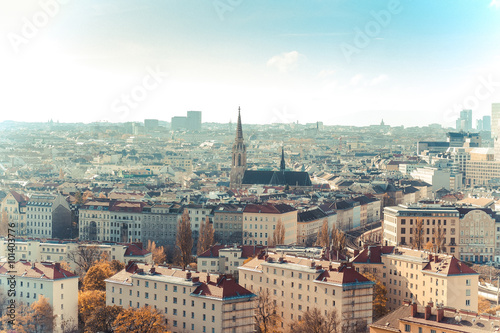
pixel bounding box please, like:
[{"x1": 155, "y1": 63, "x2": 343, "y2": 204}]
[{"x1": 242, "y1": 170, "x2": 312, "y2": 187}]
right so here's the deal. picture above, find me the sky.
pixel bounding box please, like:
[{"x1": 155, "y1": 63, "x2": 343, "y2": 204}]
[{"x1": 0, "y1": 0, "x2": 499, "y2": 127}]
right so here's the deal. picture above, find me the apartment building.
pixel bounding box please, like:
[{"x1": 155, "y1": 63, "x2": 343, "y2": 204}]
[
  {"x1": 105, "y1": 262, "x2": 256, "y2": 333},
  {"x1": 79, "y1": 200, "x2": 145, "y2": 243},
  {"x1": 197, "y1": 245, "x2": 266, "y2": 278},
  {"x1": 242, "y1": 203, "x2": 297, "y2": 245},
  {"x1": 0, "y1": 190, "x2": 28, "y2": 236},
  {"x1": 352, "y1": 246, "x2": 479, "y2": 312},
  {"x1": 142, "y1": 203, "x2": 183, "y2": 247},
  {"x1": 383, "y1": 203, "x2": 499, "y2": 263},
  {"x1": 0, "y1": 239, "x2": 152, "y2": 270},
  {"x1": 0, "y1": 261, "x2": 78, "y2": 333},
  {"x1": 297, "y1": 208, "x2": 330, "y2": 246},
  {"x1": 213, "y1": 203, "x2": 245, "y2": 245},
  {"x1": 318, "y1": 195, "x2": 380, "y2": 232},
  {"x1": 26, "y1": 193, "x2": 72, "y2": 239},
  {"x1": 370, "y1": 301, "x2": 499, "y2": 333},
  {"x1": 239, "y1": 252, "x2": 374, "y2": 330}
]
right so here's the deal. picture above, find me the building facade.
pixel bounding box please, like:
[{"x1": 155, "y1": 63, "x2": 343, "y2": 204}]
[
  {"x1": 105, "y1": 262, "x2": 256, "y2": 333},
  {"x1": 26, "y1": 193, "x2": 72, "y2": 239},
  {"x1": 239, "y1": 252, "x2": 374, "y2": 330},
  {"x1": 0, "y1": 261, "x2": 78, "y2": 333},
  {"x1": 352, "y1": 246, "x2": 479, "y2": 312}
]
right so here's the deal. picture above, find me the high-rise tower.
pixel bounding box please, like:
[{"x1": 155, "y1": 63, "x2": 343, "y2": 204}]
[{"x1": 230, "y1": 107, "x2": 247, "y2": 188}]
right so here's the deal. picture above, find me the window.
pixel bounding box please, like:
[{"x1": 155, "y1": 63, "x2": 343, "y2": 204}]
[{"x1": 404, "y1": 324, "x2": 410, "y2": 332}]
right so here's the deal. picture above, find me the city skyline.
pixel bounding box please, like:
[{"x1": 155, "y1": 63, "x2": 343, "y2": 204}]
[{"x1": 1, "y1": 1, "x2": 500, "y2": 127}]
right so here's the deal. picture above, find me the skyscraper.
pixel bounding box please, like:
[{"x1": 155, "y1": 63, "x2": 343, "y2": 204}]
[
  {"x1": 229, "y1": 107, "x2": 246, "y2": 188},
  {"x1": 456, "y1": 109, "x2": 472, "y2": 131},
  {"x1": 186, "y1": 111, "x2": 202, "y2": 131},
  {"x1": 493, "y1": 103, "x2": 500, "y2": 160},
  {"x1": 483, "y1": 115, "x2": 491, "y2": 131}
]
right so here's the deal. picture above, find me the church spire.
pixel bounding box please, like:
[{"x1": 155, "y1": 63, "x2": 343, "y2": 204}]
[
  {"x1": 280, "y1": 146, "x2": 286, "y2": 171},
  {"x1": 236, "y1": 106, "x2": 243, "y2": 140}
]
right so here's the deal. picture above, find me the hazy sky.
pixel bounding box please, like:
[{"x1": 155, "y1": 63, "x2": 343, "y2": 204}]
[{"x1": 1, "y1": 0, "x2": 499, "y2": 127}]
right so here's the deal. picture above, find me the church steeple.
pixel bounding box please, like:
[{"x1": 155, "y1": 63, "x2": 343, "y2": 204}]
[
  {"x1": 237, "y1": 106, "x2": 243, "y2": 139},
  {"x1": 280, "y1": 146, "x2": 286, "y2": 172},
  {"x1": 230, "y1": 107, "x2": 247, "y2": 189}
]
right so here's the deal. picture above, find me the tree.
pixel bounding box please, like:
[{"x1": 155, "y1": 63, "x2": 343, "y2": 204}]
[
  {"x1": 113, "y1": 306, "x2": 168, "y2": 333},
  {"x1": 85, "y1": 305, "x2": 123, "y2": 333},
  {"x1": 197, "y1": 217, "x2": 215, "y2": 255},
  {"x1": 478, "y1": 295, "x2": 491, "y2": 314},
  {"x1": 289, "y1": 308, "x2": 339, "y2": 333},
  {"x1": 435, "y1": 222, "x2": 446, "y2": 253},
  {"x1": 78, "y1": 290, "x2": 106, "y2": 326},
  {"x1": 361, "y1": 272, "x2": 389, "y2": 320},
  {"x1": 147, "y1": 240, "x2": 167, "y2": 265},
  {"x1": 110, "y1": 259, "x2": 125, "y2": 273},
  {"x1": 315, "y1": 220, "x2": 329, "y2": 248},
  {"x1": 67, "y1": 245, "x2": 101, "y2": 273},
  {"x1": 30, "y1": 295, "x2": 56, "y2": 333},
  {"x1": 175, "y1": 209, "x2": 193, "y2": 269},
  {"x1": 412, "y1": 218, "x2": 424, "y2": 250},
  {"x1": 330, "y1": 224, "x2": 346, "y2": 255},
  {"x1": 74, "y1": 191, "x2": 84, "y2": 205},
  {"x1": 254, "y1": 289, "x2": 281, "y2": 333},
  {"x1": 0, "y1": 211, "x2": 8, "y2": 238},
  {"x1": 271, "y1": 218, "x2": 285, "y2": 247},
  {"x1": 83, "y1": 261, "x2": 113, "y2": 291},
  {"x1": 424, "y1": 241, "x2": 434, "y2": 251}
]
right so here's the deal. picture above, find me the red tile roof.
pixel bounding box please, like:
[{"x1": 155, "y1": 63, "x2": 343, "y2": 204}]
[
  {"x1": 422, "y1": 256, "x2": 478, "y2": 276},
  {"x1": 244, "y1": 203, "x2": 296, "y2": 214},
  {"x1": 352, "y1": 246, "x2": 395, "y2": 264},
  {"x1": 0, "y1": 261, "x2": 77, "y2": 280}
]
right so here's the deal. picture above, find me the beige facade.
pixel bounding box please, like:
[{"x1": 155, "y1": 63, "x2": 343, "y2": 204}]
[
  {"x1": 353, "y1": 246, "x2": 479, "y2": 313},
  {"x1": 383, "y1": 204, "x2": 499, "y2": 263},
  {"x1": 465, "y1": 160, "x2": 500, "y2": 186},
  {"x1": 242, "y1": 204, "x2": 297, "y2": 246},
  {"x1": 0, "y1": 190, "x2": 27, "y2": 236},
  {"x1": 105, "y1": 263, "x2": 256, "y2": 333},
  {"x1": 0, "y1": 239, "x2": 152, "y2": 270},
  {"x1": 0, "y1": 261, "x2": 78, "y2": 333},
  {"x1": 239, "y1": 252, "x2": 374, "y2": 329}
]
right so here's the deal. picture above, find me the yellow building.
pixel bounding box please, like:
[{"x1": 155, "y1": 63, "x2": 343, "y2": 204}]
[
  {"x1": 0, "y1": 190, "x2": 28, "y2": 236},
  {"x1": 352, "y1": 246, "x2": 479, "y2": 312},
  {"x1": 370, "y1": 301, "x2": 500, "y2": 333},
  {"x1": 105, "y1": 262, "x2": 256, "y2": 333},
  {"x1": 239, "y1": 252, "x2": 374, "y2": 330},
  {"x1": 383, "y1": 204, "x2": 498, "y2": 263},
  {"x1": 242, "y1": 203, "x2": 297, "y2": 245}
]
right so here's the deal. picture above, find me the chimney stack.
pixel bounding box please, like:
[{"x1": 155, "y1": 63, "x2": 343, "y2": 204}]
[
  {"x1": 55, "y1": 262, "x2": 60, "y2": 271},
  {"x1": 410, "y1": 302, "x2": 418, "y2": 317},
  {"x1": 428, "y1": 254, "x2": 433, "y2": 262},
  {"x1": 436, "y1": 307, "x2": 444, "y2": 322},
  {"x1": 424, "y1": 302, "x2": 432, "y2": 320},
  {"x1": 206, "y1": 273, "x2": 210, "y2": 283}
]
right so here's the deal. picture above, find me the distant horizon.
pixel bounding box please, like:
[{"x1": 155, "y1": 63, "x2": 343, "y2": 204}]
[{"x1": 0, "y1": 116, "x2": 479, "y2": 129}]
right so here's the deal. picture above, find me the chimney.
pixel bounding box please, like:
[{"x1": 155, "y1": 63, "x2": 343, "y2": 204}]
[
  {"x1": 55, "y1": 262, "x2": 60, "y2": 271},
  {"x1": 149, "y1": 267, "x2": 155, "y2": 274},
  {"x1": 206, "y1": 273, "x2": 210, "y2": 283},
  {"x1": 424, "y1": 302, "x2": 433, "y2": 320},
  {"x1": 410, "y1": 302, "x2": 418, "y2": 317},
  {"x1": 428, "y1": 254, "x2": 433, "y2": 262},
  {"x1": 436, "y1": 307, "x2": 444, "y2": 322}
]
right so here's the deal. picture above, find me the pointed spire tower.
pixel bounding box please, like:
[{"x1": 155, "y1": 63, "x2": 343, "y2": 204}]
[
  {"x1": 280, "y1": 146, "x2": 286, "y2": 172},
  {"x1": 230, "y1": 107, "x2": 247, "y2": 189}
]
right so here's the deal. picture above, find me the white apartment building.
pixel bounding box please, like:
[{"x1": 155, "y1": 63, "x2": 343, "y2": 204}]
[
  {"x1": 410, "y1": 167, "x2": 451, "y2": 191},
  {"x1": 26, "y1": 193, "x2": 72, "y2": 239},
  {"x1": 0, "y1": 239, "x2": 152, "y2": 270},
  {"x1": 0, "y1": 260, "x2": 78, "y2": 333},
  {"x1": 105, "y1": 262, "x2": 256, "y2": 333},
  {"x1": 197, "y1": 245, "x2": 266, "y2": 278}
]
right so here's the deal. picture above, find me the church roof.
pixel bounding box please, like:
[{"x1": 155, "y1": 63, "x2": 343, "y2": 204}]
[{"x1": 241, "y1": 170, "x2": 312, "y2": 187}]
